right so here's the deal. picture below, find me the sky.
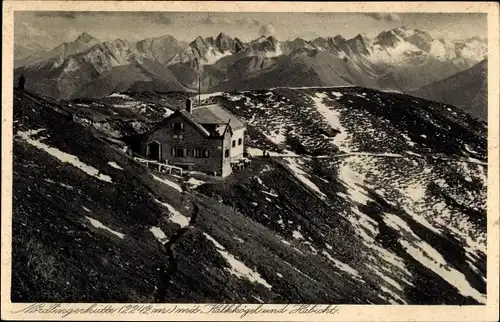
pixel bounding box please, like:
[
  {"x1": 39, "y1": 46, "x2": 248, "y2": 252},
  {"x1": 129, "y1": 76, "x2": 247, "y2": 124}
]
[{"x1": 14, "y1": 11, "x2": 487, "y2": 49}]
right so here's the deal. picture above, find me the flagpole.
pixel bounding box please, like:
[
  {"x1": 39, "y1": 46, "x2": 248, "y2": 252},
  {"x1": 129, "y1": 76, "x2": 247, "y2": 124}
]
[{"x1": 195, "y1": 57, "x2": 201, "y2": 106}]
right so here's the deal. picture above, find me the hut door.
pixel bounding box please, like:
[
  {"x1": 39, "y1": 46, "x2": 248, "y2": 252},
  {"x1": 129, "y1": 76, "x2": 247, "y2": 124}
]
[{"x1": 147, "y1": 141, "x2": 161, "y2": 161}]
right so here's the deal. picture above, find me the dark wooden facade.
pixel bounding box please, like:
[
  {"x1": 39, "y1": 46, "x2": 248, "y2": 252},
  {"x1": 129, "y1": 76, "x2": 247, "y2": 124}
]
[{"x1": 133, "y1": 100, "x2": 245, "y2": 177}]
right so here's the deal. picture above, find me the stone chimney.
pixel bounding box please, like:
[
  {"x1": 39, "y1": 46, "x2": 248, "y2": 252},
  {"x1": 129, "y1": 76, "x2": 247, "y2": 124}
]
[{"x1": 186, "y1": 98, "x2": 192, "y2": 113}]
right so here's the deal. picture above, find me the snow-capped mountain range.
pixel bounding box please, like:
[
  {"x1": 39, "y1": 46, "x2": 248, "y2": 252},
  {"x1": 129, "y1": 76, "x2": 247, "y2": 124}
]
[
  {"x1": 15, "y1": 27, "x2": 487, "y2": 106},
  {"x1": 16, "y1": 32, "x2": 101, "y2": 69}
]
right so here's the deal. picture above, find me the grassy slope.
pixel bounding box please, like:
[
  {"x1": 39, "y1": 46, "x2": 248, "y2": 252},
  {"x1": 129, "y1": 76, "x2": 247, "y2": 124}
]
[
  {"x1": 11, "y1": 87, "x2": 487, "y2": 304},
  {"x1": 12, "y1": 90, "x2": 186, "y2": 302},
  {"x1": 11, "y1": 89, "x2": 385, "y2": 303}
]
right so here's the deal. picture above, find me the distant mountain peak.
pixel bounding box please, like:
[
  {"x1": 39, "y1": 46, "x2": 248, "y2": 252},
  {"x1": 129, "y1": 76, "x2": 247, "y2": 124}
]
[
  {"x1": 216, "y1": 32, "x2": 230, "y2": 39},
  {"x1": 75, "y1": 32, "x2": 99, "y2": 43},
  {"x1": 188, "y1": 36, "x2": 209, "y2": 53},
  {"x1": 267, "y1": 35, "x2": 278, "y2": 42},
  {"x1": 101, "y1": 38, "x2": 130, "y2": 47},
  {"x1": 192, "y1": 35, "x2": 205, "y2": 43},
  {"x1": 348, "y1": 34, "x2": 370, "y2": 55},
  {"x1": 156, "y1": 34, "x2": 178, "y2": 41},
  {"x1": 215, "y1": 32, "x2": 237, "y2": 51},
  {"x1": 374, "y1": 29, "x2": 401, "y2": 47},
  {"x1": 333, "y1": 35, "x2": 347, "y2": 44},
  {"x1": 466, "y1": 36, "x2": 486, "y2": 42},
  {"x1": 254, "y1": 35, "x2": 267, "y2": 43},
  {"x1": 353, "y1": 33, "x2": 371, "y2": 44},
  {"x1": 249, "y1": 35, "x2": 280, "y2": 54}
]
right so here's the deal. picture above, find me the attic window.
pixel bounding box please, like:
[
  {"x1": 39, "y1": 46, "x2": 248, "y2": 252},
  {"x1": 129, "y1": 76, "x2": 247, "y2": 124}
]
[
  {"x1": 172, "y1": 122, "x2": 184, "y2": 130},
  {"x1": 238, "y1": 138, "x2": 242, "y2": 146}
]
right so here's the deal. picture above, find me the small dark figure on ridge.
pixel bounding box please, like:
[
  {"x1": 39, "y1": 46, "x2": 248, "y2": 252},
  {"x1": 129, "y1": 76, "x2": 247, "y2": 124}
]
[{"x1": 18, "y1": 74, "x2": 25, "y2": 91}]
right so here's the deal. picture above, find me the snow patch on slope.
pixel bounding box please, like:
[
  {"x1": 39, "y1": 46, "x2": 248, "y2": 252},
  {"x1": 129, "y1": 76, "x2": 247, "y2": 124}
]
[
  {"x1": 264, "y1": 43, "x2": 283, "y2": 58},
  {"x1": 371, "y1": 41, "x2": 422, "y2": 64},
  {"x1": 264, "y1": 127, "x2": 287, "y2": 145},
  {"x1": 203, "y1": 48, "x2": 232, "y2": 65},
  {"x1": 284, "y1": 158, "x2": 327, "y2": 200},
  {"x1": 333, "y1": 152, "x2": 486, "y2": 303},
  {"x1": 154, "y1": 199, "x2": 190, "y2": 228},
  {"x1": 322, "y1": 251, "x2": 364, "y2": 281},
  {"x1": 153, "y1": 174, "x2": 183, "y2": 192},
  {"x1": 311, "y1": 93, "x2": 351, "y2": 152},
  {"x1": 108, "y1": 93, "x2": 132, "y2": 99},
  {"x1": 187, "y1": 177, "x2": 205, "y2": 188},
  {"x1": 17, "y1": 129, "x2": 113, "y2": 183},
  {"x1": 108, "y1": 161, "x2": 123, "y2": 170},
  {"x1": 247, "y1": 148, "x2": 298, "y2": 157},
  {"x1": 86, "y1": 216, "x2": 125, "y2": 239},
  {"x1": 150, "y1": 226, "x2": 168, "y2": 244},
  {"x1": 203, "y1": 232, "x2": 272, "y2": 289},
  {"x1": 401, "y1": 239, "x2": 486, "y2": 304}
]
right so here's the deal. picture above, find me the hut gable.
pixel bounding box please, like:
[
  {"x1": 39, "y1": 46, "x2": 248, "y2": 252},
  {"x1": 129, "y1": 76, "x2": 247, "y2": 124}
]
[{"x1": 130, "y1": 98, "x2": 247, "y2": 177}]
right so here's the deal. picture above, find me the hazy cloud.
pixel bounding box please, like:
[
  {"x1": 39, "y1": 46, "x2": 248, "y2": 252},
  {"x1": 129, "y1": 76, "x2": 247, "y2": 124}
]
[
  {"x1": 33, "y1": 11, "x2": 172, "y2": 24},
  {"x1": 199, "y1": 15, "x2": 271, "y2": 39},
  {"x1": 236, "y1": 17, "x2": 261, "y2": 27},
  {"x1": 363, "y1": 13, "x2": 401, "y2": 22},
  {"x1": 15, "y1": 12, "x2": 484, "y2": 46},
  {"x1": 259, "y1": 23, "x2": 276, "y2": 36},
  {"x1": 14, "y1": 21, "x2": 55, "y2": 47},
  {"x1": 15, "y1": 21, "x2": 51, "y2": 39},
  {"x1": 34, "y1": 12, "x2": 77, "y2": 19},
  {"x1": 201, "y1": 15, "x2": 235, "y2": 25},
  {"x1": 201, "y1": 15, "x2": 262, "y2": 28},
  {"x1": 146, "y1": 13, "x2": 172, "y2": 24}
]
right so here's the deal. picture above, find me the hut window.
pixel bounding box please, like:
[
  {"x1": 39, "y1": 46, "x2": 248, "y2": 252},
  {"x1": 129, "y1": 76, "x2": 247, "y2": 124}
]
[
  {"x1": 238, "y1": 138, "x2": 242, "y2": 146},
  {"x1": 172, "y1": 147, "x2": 186, "y2": 157},
  {"x1": 194, "y1": 148, "x2": 209, "y2": 158},
  {"x1": 225, "y1": 149, "x2": 230, "y2": 158},
  {"x1": 232, "y1": 140, "x2": 236, "y2": 148}
]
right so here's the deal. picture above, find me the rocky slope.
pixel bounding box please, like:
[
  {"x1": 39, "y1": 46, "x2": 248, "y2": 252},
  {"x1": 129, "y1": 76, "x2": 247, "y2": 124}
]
[
  {"x1": 200, "y1": 87, "x2": 488, "y2": 305},
  {"x1": 14, "y1": 29, "x2": 486, "y2": 99},
  {"x1": 12, "y1": 86, "x2": 487, "y2": 304},
  {"x1": 411, "y1": 59, "x2": 488, "y2": 122},
  {"x1": 135, "y1": 35, "x2": 188, "y2": 65}
]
